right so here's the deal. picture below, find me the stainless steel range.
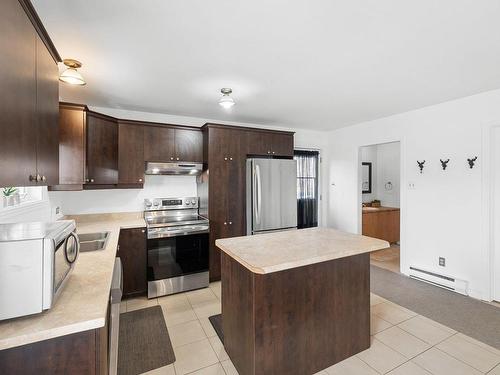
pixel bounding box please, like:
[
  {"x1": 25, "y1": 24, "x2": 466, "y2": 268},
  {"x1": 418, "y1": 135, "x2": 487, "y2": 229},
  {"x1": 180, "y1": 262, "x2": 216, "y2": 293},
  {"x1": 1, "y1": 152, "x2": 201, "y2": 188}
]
[{"x1": 144, "y1": 197, "x2": 209, "y2": 298}]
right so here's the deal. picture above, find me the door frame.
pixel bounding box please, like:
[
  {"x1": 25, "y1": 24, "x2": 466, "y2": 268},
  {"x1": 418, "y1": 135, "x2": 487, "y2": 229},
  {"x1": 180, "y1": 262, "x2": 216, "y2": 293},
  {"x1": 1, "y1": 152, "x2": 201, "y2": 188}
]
[
  {"x1": 358, "y1": 140, "x2": 405, "y2": 273},
  {"x1": 483, "y1": 122, "x2": 500, "y2": 301}
]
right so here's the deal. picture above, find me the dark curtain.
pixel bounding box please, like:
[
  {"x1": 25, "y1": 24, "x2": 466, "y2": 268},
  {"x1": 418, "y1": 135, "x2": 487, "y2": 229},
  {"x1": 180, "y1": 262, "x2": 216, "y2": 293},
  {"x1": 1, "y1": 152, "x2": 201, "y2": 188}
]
[{"x1": 294, "y1": 150, "x2": 319, "y2": 229}]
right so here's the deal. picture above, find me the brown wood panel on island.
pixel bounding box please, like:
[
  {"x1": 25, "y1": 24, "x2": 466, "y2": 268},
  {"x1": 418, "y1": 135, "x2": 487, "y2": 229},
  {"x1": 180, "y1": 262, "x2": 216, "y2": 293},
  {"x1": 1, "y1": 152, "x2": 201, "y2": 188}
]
[{"x1": 221, "y1": 252, "x2": 371, "y2": 375}]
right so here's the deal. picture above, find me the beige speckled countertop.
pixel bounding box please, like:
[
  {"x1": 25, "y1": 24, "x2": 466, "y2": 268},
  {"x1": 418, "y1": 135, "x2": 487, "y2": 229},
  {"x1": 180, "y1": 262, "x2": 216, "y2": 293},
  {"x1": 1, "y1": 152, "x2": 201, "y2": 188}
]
[
  {"x1": 216, "y1": 227, "x2": 390, "y2": 274},
  {"x1": 0, "y1": 213, "x2": 146, "y2": 351}
]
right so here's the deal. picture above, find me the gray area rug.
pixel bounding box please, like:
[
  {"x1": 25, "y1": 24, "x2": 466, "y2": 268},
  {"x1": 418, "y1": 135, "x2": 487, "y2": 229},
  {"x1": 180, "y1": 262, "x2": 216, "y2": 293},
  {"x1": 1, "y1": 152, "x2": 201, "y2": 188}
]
[
  {"x1": 118, "y1": 305, "x2": 175, "y2": 375},
  {"x1": 209, "y1": 314, "x2": 223, "y2": 343},
  {"x1": 371, "y1": 265, "x2": 500, "y2": 349}
]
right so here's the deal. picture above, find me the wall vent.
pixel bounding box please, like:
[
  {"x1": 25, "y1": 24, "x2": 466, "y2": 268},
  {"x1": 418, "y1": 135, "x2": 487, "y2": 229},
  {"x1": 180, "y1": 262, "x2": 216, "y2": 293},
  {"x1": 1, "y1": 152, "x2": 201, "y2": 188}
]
[{"x1": 408, "y1": 266, "x2": 468, "y2": 295}]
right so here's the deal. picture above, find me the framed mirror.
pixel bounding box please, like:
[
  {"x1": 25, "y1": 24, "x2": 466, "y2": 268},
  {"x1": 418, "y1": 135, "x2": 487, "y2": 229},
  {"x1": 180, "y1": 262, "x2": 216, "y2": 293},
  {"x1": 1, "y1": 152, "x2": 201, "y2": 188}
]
[{"x1": 362, "y1": 162, "x2": 372, "y2": 194}]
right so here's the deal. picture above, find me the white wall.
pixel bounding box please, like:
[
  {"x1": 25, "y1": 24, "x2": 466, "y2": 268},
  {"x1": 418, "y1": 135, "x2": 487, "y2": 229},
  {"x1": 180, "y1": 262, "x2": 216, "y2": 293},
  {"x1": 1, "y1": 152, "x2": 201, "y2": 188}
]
[
  {"x1": 50, "y1": 107, "x2": 329, "y2": 223},
  {"x1": 48, "y1": 175, "x2": 197, "y2": 215},
  {"x1": 327, "y1": 88, "x2": 500, "y2": 301}
]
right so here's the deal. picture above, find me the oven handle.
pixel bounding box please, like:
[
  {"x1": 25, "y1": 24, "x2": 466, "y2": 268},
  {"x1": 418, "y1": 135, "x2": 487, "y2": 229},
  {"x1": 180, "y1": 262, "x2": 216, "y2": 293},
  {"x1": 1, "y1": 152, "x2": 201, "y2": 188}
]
[{"x1": 147, "y1": 228, "x2": 209, "y2": 239}]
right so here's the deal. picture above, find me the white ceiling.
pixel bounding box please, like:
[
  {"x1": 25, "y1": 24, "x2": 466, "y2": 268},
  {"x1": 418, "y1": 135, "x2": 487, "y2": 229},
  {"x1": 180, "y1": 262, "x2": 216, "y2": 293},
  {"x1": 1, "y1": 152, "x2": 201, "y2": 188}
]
[{"x1": 33, "y1": 0, "x2": 500, "y2": 130}]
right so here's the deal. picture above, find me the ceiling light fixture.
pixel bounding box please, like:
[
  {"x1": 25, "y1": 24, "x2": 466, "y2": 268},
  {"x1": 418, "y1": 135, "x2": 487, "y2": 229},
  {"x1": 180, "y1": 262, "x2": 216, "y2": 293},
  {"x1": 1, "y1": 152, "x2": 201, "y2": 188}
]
[
  {"x1": 219, "y1": 88, "x2": 235, "y2": 109},
  {"x1": 59, "y1": 59, "x2": 86, "y2": 85}
]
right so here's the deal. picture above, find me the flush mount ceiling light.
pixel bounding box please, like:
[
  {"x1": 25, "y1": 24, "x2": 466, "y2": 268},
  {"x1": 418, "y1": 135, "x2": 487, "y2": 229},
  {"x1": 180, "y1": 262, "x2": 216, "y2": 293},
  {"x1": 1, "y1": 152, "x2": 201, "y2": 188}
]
[
  {"x1": 59, "y1": 59, "x2": 86, "y2": 85},
  {"x1": 219, "y1": 88, "x2": 235, "y2": 109}
]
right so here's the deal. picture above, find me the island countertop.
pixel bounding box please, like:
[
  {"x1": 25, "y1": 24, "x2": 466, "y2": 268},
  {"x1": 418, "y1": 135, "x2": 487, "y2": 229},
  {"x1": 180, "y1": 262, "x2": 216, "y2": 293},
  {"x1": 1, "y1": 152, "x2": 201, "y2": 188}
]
[
  {"x1": 216, "y1": 227, "x2": 389, "y2": 274},
  {"x1": 0, "y1": 213, "x2": 146, "y2": 351}
]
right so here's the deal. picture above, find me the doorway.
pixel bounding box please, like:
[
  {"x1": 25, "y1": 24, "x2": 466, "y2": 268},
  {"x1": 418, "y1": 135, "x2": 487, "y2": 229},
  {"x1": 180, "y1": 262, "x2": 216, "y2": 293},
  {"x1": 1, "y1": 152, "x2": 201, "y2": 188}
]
[{"x1": 360, "y1": 141, "x2": 401, "y2": 273}]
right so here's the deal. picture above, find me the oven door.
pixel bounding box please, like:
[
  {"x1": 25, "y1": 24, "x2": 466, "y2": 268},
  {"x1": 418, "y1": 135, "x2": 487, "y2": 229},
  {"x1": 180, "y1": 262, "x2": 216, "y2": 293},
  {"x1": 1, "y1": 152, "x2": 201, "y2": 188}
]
[{"x1": 147, "y1": 232, "x2": 209, "y2": 282}]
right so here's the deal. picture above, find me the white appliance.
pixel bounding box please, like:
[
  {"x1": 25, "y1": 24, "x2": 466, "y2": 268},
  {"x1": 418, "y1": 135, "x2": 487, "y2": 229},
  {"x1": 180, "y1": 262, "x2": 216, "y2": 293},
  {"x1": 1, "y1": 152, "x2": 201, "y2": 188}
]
[
  {"x1": 0, "y1": 220, "x2": 79, "y2": 320},
  {"x1": 246, "y1": 158, "x2": 298, "y2": 235}
]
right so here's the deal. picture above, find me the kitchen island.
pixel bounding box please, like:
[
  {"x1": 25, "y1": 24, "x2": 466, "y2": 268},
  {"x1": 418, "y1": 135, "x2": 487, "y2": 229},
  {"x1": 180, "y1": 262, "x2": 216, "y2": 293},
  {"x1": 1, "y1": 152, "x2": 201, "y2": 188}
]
[{"x1": 216, "y1": 227, "x2": 389, "y2": 375}]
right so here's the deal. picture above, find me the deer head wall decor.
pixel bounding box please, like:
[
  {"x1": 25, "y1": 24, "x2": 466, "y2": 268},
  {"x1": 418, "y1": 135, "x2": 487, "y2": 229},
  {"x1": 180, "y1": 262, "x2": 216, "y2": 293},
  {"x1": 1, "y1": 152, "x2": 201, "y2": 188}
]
[
  {"x1": 440, "y1": 159, "x2": 450, "y2": 170},
  {"x1": 467, "y1": 156, "x2": 477, "y2": 169},
  {"x1": 417, "y1": 160, "x2": 425, "y2": 173}
]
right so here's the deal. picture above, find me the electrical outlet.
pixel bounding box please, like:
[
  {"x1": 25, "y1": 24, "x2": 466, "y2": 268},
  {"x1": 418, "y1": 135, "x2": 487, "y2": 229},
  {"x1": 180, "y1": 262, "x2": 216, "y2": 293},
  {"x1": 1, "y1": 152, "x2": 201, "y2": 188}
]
[
  {"x1": 439, "y1": 257, "x2": 446, "y2": 267},
  {"x1": 408, "y1": 182, "x2": 416, "y2": 190}
]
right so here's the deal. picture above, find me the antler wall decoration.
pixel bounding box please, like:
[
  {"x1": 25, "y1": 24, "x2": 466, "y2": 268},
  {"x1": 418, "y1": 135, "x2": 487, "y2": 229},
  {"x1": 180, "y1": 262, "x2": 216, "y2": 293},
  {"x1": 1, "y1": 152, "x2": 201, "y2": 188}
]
[
  {"x1": 417, "y1": 160, "x2": 425, "y2": 173},
  {"x1": 440, "y1": 159, "x2": 450, "y2": 170},
  {"x1": 467, "y1": 156, "x2": 477, "y2": 169}
]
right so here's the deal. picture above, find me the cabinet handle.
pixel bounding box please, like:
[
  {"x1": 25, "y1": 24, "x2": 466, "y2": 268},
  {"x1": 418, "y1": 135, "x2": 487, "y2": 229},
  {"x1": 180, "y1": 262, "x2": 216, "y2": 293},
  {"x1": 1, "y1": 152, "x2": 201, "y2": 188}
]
[
  {"x1": 223, "y1": 222, "x2": 227, "y2": 225},
  {"x1": 229, "y1": 157, "x2": 233, "y2": 161},
  {"x1": 90, "y1": 178, "x2": 94, "y2": 183},
  {"x1": 141, "y1": 229, "x2": 145, "y2": 233},
  {"x1": 176, "y1": 157, "x2": 179, "y2": 161},
  {"x1": 138, "y1": 178, "x2": 143, "y2": 182},
  {"x1": 267, "y1": 150, "x2": 271, "y2": 154},
  {"x1": 35, "y1": 174, "x2": 42, "y2": 182},
  {"x1": 41, "y1": 175, "x2": 46, "y2": 182},
  {"x1": 224, "y1": 157, "x2": 228, "y2": 161},
  {"x1": 170, "y1": 157, "x2": 174, "y2": 160},
  {"x1": 272, "y1": 151, "x2": 275, "y2": 155},
  {"x1": 229, "y1": 221, "x2": 232, "y2": 225}
]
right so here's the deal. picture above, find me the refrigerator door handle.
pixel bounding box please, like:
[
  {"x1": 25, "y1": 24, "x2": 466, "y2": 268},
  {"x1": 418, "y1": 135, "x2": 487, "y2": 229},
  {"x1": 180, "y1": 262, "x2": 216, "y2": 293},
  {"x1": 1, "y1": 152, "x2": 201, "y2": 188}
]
[{"x1": 255, "y1": 164, "x2": 262, "y2": 225}]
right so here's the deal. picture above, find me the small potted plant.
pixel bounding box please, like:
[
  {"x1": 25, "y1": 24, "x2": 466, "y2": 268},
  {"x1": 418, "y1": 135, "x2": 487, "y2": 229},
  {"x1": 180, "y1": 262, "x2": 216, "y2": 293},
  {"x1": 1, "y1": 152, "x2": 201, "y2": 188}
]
[
  {"x1": 371, "y1": 199, "x2": 381, "y2": 208},
  {"x1": 2, "y1": 187, "x2": 19, "y2": 207}
]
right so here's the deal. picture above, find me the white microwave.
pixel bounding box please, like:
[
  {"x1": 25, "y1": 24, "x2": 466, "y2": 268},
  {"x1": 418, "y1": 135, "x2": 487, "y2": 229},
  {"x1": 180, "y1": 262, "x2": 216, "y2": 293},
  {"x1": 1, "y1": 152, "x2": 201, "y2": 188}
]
[{"x1": 0, "y1": 220, "x2": 79, "y2": 320}]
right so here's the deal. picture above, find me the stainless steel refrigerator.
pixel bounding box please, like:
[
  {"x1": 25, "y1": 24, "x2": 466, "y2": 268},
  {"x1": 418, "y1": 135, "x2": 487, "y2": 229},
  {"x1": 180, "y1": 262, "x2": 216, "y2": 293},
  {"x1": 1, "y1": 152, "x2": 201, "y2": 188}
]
[{"x1": 246, "y1": 158, "x2": 297, "y2": 235}]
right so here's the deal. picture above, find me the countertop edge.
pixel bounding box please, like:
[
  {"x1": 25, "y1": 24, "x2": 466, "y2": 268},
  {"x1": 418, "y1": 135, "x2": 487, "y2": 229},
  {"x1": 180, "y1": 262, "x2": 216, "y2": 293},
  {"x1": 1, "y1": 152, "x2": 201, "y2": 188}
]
[{"x1": 216, "y1": 237, "x2": 390, "y2": 275}]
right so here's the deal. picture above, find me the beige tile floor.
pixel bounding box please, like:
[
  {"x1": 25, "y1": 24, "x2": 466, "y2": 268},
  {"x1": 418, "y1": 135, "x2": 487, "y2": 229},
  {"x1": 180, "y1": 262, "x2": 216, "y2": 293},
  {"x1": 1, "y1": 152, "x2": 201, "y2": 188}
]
[
  {"x1": 370, "y1": 245, "x2": 401, "y2": 274},
  {"x1": 121, "y1": 282, "x2": 500, "y2": 375}
]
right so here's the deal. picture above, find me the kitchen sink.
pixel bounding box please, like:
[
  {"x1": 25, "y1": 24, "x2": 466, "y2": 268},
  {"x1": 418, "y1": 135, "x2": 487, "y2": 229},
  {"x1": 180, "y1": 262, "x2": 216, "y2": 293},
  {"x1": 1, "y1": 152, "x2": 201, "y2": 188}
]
[
  {"x1": 78, "y1": 232, "x2": 110, "y2": 242},
  {"x1": 78, "y1": 231, "x2": 110, "y2": 252}
]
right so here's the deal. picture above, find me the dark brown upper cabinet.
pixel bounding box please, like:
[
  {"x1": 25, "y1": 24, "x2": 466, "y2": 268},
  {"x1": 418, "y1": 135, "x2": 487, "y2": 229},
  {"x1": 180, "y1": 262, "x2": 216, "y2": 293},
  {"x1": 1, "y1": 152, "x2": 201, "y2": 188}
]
[
  {"x1": 143, "y1": 126, "x2": 175, "y2": 162},
  {"x1": 0, "y1": 0, "x2": 60, "y2": 188},
  {"x1": 175, "y1": 129, "x2": 203, "y2": 162},
  {"x1": 271, "y1": 133, "x2": 294, "y2": 157},
  {"x1": 50, "y1": 103, "x2": 86, "y2": 191},
  {"x1": 86, "y1": 113, "x2": 118, "y2": 185},
  {"x1": 143, "y1": 126, "x2": 203, "y2": 162},
  {"x1": 35, "y1": 35, "x2": 59, "y2": 186},
  {"x1": 118, "y1": 122, "x2": 144, "y2": 185},
  {"x1": 246, "y1": 130, "x2": 294, "y2": 157}
]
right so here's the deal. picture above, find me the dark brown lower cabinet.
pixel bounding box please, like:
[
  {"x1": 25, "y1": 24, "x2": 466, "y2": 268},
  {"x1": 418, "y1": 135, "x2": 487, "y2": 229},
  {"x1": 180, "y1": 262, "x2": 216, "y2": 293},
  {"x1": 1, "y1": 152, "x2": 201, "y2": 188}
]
[
  {"x1": 118, "y1": 227, "x2": 147, "y2": 298},
  {"x1": 0, "y1": 321, "x2": 108, "y2": 375}
]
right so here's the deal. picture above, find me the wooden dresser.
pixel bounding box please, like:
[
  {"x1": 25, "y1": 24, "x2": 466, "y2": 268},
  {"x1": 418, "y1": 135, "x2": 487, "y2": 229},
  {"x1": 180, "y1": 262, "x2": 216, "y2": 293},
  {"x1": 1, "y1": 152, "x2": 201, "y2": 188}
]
[{"x1": 362, "y1": 206, "x2": 400, "y2": 243}]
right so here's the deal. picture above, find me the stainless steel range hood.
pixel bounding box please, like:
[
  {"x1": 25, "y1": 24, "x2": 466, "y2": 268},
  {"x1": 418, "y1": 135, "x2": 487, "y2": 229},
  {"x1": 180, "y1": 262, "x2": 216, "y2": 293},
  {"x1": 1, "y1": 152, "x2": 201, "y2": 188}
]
[{"x1": 145, "y1": 162, "x2": 203, "y2": 176}]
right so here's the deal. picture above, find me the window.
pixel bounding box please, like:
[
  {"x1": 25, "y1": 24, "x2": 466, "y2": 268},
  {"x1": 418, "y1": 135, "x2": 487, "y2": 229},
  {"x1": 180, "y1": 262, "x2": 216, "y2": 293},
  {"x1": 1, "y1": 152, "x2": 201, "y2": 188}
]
[
  {"x1": 294, "y1": 150, "x2": 319, "y2": 228},
  {"x1": 1, "y1": 186, "x2": 44, "y2": 210}
]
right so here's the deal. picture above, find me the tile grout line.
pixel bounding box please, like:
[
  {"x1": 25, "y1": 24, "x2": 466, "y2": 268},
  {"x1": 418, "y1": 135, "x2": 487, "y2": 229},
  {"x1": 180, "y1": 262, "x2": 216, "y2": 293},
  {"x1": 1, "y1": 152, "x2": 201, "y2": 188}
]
[{"x1": 433, "y1": 338, "x2": 500, "y2": 373}]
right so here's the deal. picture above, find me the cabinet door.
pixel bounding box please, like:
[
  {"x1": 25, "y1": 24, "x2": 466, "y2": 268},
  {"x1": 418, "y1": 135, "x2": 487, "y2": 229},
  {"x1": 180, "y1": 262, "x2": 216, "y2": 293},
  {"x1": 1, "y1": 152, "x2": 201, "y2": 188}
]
[
  {"x1": 207, "y1": 128, "x2": 232, "y2": 281},
  {"x1": 35, "y1": 35, "x2": 59, "y2": 186},
  {"x1": 86, "y1": 114, "x2": 118, "y2": 184},
  {"x1": 118, "y1": 123, "x2": 144, "y2": 184},
  {"x1": 246, "y1": 131, "x2": 272, "y2": 156},
  {"x1": 57, "y1": 105, "x2": 86, "y2": 186},
  {"x1": 143, "y1": 126, "x2": 175, "y2": 162},
  {"x1": 0, "y1": 0, "x2": 37, "y2": 187},
  {"x1": 175, "y1": 129, "x2": 203, "y2": 162},
  {"x1": 272, "y1": 133, "x2": 294, "y2": 157},
  {"x1": 118, "y1": 227, "x2": 147, "y2": 298},
  {"x1": 226, "y1": 129, "x2": 247, "y2": 237}
]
